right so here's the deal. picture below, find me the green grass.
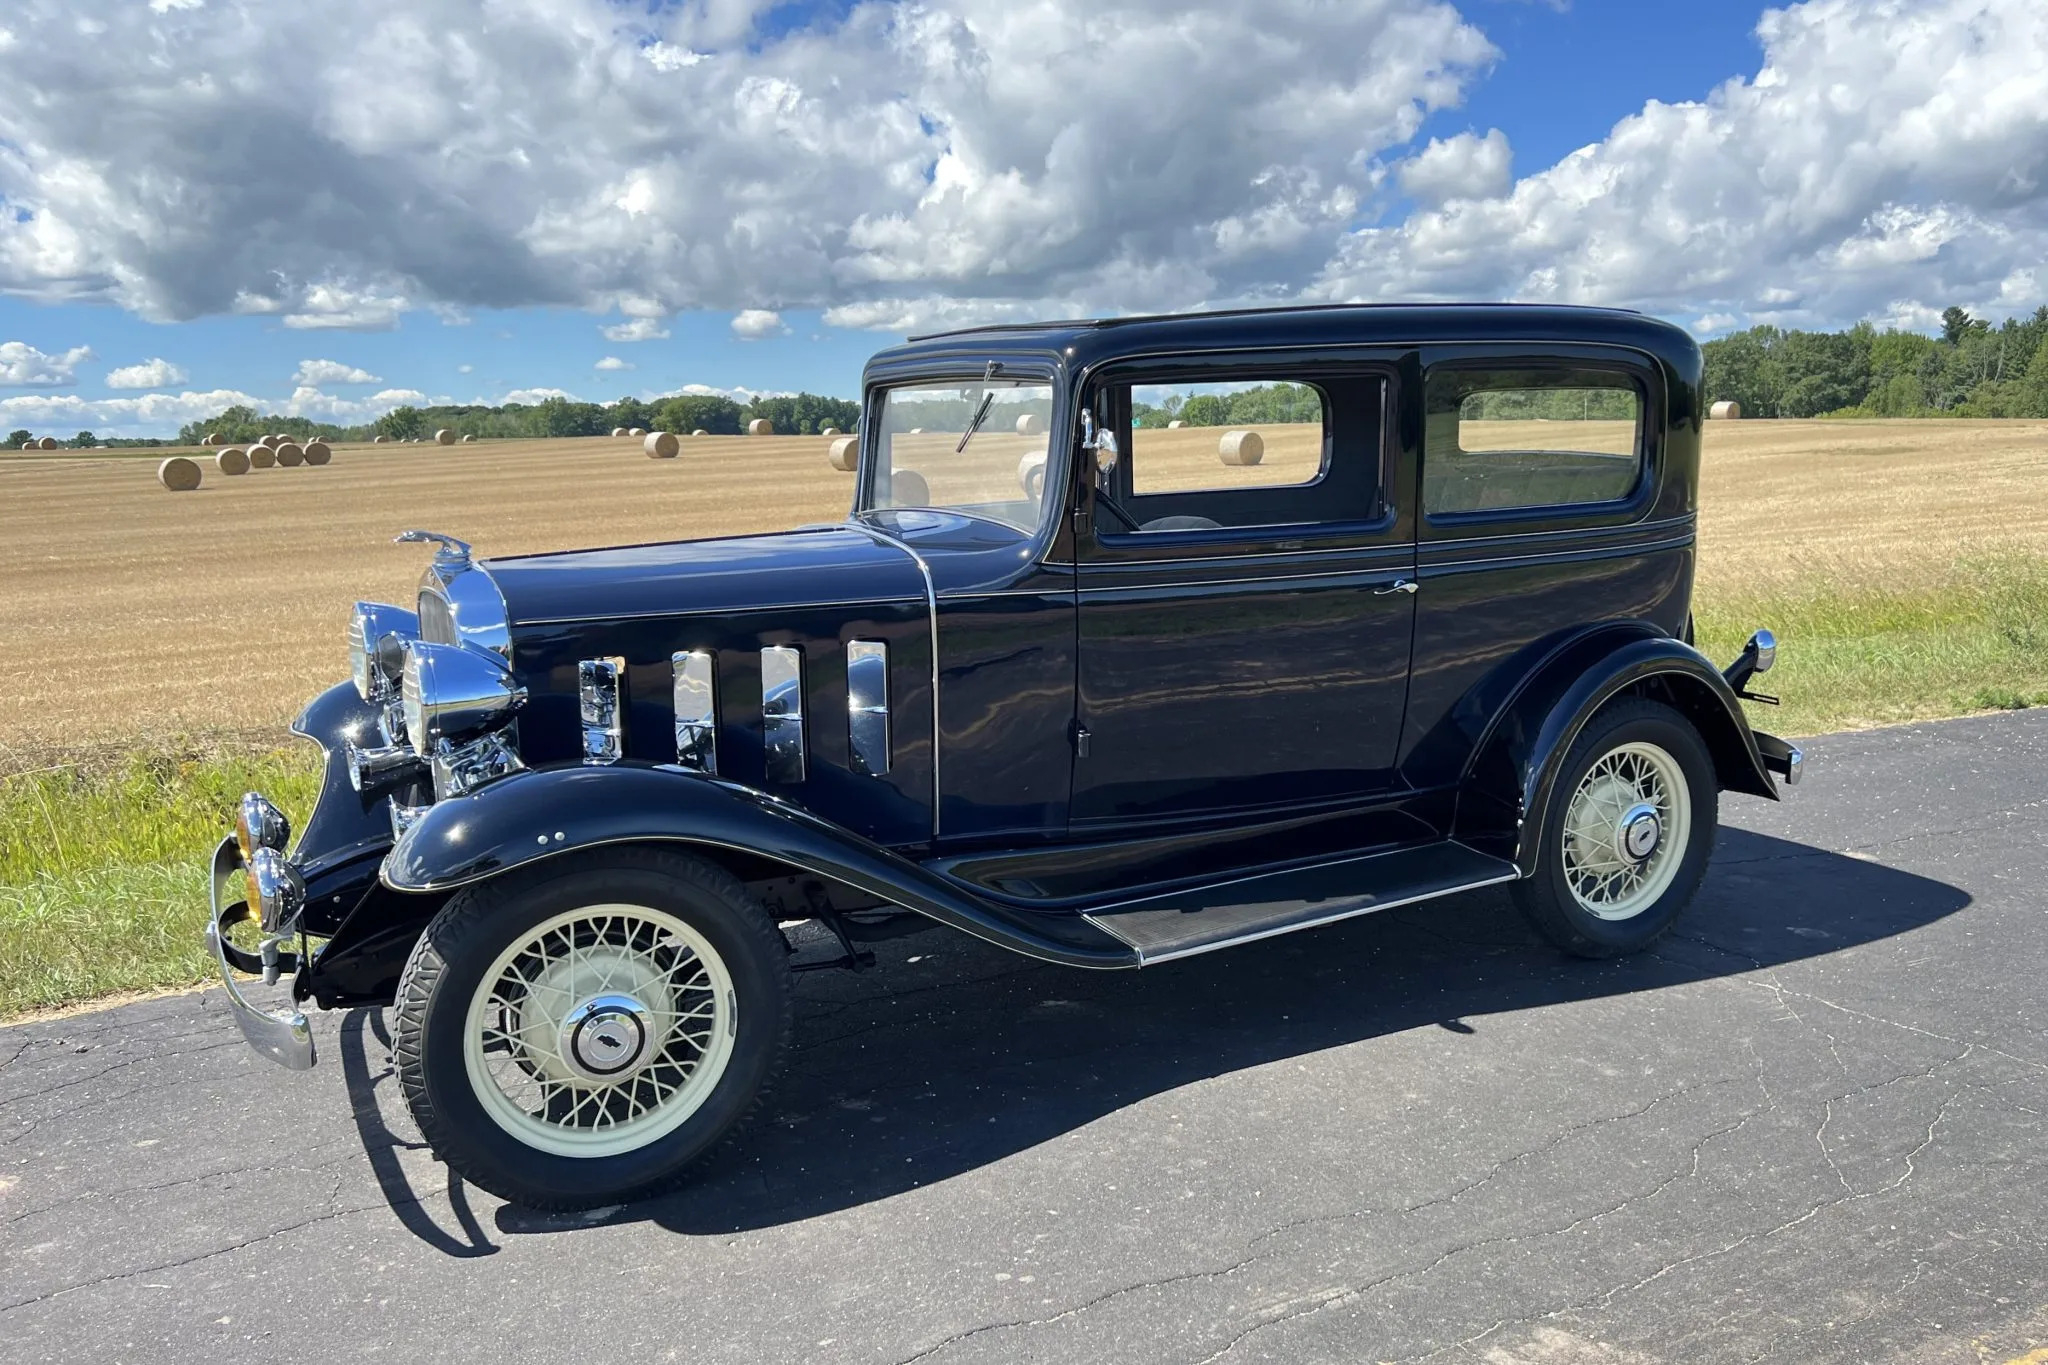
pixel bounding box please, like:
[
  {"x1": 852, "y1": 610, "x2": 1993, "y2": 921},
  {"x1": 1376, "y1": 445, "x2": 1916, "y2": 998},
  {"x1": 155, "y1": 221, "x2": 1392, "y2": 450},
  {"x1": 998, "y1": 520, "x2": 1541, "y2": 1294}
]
[
  {"x1": 1696, "y1": 550, "x2": 2048, "y2": 736},
  {"x1": 0, "y1": 747, "x2": 320, "y2": 1017},
  {"x1": 5, "y1": 550, "x2": 2048, "y2": 1019}
]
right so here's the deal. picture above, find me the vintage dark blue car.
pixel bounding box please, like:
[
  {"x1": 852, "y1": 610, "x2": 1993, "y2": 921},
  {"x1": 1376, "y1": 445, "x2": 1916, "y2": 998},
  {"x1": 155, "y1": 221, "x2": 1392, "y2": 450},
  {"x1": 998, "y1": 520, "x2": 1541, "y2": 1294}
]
[{"x1": 207, "y1": 303, "x2": 1800, "y2": 1209}]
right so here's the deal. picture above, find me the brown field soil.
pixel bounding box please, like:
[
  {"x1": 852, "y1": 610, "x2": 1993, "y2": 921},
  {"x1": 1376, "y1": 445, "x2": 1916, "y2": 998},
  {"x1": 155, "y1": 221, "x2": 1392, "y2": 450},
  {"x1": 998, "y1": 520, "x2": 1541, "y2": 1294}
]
[{"x1": 2, "y1": 419, "x2": 2046, "y2": 760}]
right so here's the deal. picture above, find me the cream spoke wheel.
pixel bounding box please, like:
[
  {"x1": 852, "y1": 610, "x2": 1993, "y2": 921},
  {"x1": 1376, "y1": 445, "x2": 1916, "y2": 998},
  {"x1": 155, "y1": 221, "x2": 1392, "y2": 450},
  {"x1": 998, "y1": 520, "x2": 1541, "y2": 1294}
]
[
  {"x1": 1560, "y1": 739, "x2": 1690, "y2": 922},
  {"x1": 462, "y1": 903, "x2": 738, "y2": 1158}
]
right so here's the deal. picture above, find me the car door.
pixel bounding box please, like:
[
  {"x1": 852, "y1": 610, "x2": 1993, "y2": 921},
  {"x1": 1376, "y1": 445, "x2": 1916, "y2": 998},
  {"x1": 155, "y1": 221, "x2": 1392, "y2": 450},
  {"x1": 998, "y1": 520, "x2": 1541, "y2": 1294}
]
[{"x1": 1070, "y1": 354, "x2": 1418, "y2": 831}]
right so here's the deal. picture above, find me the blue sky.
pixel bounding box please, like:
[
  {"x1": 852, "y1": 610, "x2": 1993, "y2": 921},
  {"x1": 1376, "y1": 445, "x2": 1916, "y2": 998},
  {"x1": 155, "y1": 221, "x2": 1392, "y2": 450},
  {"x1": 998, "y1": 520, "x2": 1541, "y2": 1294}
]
[{"x1": 0, "y1": 0, "x2": 2039, "y2": 436}]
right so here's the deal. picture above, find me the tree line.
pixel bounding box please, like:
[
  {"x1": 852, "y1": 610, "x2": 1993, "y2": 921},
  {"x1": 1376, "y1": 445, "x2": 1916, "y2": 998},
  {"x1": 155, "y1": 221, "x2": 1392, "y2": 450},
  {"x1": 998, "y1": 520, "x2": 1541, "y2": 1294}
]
[
  {"x1": 1704, "y1": 306, "x2": 2048, "y2": 418},
  {"x1": 172, "y1": 391, "x2": 861, "y2": 447}
]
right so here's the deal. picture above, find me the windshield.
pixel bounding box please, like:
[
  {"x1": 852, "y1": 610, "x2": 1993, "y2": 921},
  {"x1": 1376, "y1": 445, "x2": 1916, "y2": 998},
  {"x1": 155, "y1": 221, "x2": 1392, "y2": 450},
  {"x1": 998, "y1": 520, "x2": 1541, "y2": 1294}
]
[{"x1": 863, "y1": 379, "x2": 1056, "y2": 533}]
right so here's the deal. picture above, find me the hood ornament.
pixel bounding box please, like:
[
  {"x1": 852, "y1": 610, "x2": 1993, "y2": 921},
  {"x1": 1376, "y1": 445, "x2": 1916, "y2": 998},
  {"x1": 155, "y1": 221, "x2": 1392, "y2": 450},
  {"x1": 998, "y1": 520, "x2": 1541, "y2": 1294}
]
[{"x1": 396, "y1": 529, "x2": 473, "y2": 571}]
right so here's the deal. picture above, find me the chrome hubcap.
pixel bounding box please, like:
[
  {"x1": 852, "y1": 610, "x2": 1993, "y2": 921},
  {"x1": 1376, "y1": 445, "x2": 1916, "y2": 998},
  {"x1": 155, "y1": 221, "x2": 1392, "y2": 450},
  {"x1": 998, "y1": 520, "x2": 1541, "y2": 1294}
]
[
  {"x1": 1618, "y1": 802, "x2": 1662, "y2": 861},
  {"x1": 563, "y1": 994, "x2": 654, "y2": 1079}
]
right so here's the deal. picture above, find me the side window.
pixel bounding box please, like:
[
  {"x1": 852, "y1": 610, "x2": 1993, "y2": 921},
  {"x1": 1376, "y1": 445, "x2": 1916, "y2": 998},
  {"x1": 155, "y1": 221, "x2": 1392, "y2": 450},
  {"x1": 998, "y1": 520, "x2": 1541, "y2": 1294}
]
[
  {"x1": 1424, "y1": 367, "x2": 1645, "y2": 516},
  {"x1": 1100, "y1": 374, "x2": 1383, "y2": 535},
  {"x1": 1128, "y1": 381, "x2": 1328, "y2": 496}
]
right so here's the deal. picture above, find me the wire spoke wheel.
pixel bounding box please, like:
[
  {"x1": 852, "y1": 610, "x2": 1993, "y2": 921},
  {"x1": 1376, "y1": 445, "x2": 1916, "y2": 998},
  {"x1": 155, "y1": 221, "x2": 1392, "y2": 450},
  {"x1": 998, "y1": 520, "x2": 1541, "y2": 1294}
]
[
  {"x1": 1560, "y1": 740, "x2": 1691, "y2": 922},
  {"x1": 461, "y1": 903, "x2": 737, "y2": 1158}
]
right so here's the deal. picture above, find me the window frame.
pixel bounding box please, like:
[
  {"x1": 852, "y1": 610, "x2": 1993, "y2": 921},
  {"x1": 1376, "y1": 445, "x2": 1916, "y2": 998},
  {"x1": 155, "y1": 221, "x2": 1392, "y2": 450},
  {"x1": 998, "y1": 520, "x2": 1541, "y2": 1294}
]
[
  {"x1": 1080, "y1": 349, "x2": 1403, "y2": 562},
  {"x1": 1417, "y1": 347, "x2": 1663, "y2": 537}
]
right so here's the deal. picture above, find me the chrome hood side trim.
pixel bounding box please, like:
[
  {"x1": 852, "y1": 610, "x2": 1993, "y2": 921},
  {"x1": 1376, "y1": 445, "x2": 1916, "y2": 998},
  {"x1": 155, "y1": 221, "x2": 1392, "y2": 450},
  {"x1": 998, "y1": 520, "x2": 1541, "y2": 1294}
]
[{"x1": 840, "y1": 521, "x2": 942, "y2": 840}]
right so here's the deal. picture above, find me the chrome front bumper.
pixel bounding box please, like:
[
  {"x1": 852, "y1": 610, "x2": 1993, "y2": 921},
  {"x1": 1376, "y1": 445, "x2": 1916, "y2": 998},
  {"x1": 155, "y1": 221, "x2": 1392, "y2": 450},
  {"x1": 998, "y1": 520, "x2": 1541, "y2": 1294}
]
[{"x1": 206, "y1": 836, "x2": 316, "y2": 1070}]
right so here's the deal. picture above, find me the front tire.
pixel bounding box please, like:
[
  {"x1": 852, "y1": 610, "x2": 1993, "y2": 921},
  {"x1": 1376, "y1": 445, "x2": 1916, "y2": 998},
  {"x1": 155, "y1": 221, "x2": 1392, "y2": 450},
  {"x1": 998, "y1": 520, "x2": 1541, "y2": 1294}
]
[
  {"x1": 1511, "y1": 698, "x2": 1718, "y2": 958},
  {"x1": 392, "y1": 848, "x2": 792, "y2": 1210}
]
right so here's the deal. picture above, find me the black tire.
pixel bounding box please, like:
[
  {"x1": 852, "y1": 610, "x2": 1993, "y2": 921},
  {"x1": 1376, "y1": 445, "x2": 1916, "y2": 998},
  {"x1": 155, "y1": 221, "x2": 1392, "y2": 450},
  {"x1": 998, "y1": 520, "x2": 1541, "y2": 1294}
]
[
  {"x1": 392, "y1": 847, "x2": 792, "y2": 1210},
  {"x1": 1510, "y1": 698, "x2": 1718, "y2": 959}
]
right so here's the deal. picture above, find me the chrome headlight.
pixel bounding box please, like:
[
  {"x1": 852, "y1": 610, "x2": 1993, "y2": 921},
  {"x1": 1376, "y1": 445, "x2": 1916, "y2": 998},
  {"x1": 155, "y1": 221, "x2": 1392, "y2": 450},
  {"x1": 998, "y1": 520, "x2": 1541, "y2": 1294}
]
[
  {"x1": 348, "y1": 602, "x2": 421, "y2": 702},
  {"x1": 246, "y1": 847, "x2": 306, "y2": 936},
  {"x1": 235, "y1": 791, "x2": 290, "y2": 864},
  {"x1": 400, "y1": 640, "x2": 527, "y2": 758}
]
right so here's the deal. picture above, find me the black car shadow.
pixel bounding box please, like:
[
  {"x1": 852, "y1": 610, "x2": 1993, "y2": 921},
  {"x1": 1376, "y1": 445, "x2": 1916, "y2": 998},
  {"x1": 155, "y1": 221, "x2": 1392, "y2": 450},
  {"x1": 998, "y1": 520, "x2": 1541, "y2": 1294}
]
[{"x1": 336, "y1": 828, "x2": 1969, "y2": 1244}]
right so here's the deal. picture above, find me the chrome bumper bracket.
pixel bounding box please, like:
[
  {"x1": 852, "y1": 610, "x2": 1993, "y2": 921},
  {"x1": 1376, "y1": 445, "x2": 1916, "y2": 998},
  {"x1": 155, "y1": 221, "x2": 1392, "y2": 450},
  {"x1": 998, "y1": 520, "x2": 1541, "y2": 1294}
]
[{"x1": 206, "y1": 836, "x2": 317, "y2": 1071}]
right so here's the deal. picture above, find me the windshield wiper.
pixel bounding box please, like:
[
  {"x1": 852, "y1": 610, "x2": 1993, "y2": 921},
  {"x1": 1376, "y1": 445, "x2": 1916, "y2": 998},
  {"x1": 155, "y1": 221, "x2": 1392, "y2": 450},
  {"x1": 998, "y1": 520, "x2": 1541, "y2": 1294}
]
[{"x1": 954, "y1": 360, "x2": 1002, "y2": 454}]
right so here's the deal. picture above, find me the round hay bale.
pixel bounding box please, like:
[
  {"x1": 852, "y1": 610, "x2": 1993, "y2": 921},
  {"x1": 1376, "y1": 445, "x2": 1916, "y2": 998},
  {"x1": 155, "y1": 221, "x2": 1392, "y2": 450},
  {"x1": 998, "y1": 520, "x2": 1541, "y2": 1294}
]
[
  {"x1": 435, "y1": 428, "x2": 456, "y2": 446},
  {"x1": 214, "y1": 447, "x2": 251, "y2": 476},
  {"x1": 644, "y1": 430, "x2": 680, "y2": 459},
  {"x1": 628, "y1": 427, "x2": 646, "y2": 438},
  {"x1": 302, "y1": 440, "x2": 332, "y2": 466},
  {"x1": 828, "y1": 437, "x2": 859, "y2": 471},
  {"x1": 248, "y1": 443, "x2": 277, "y2": 469},
  {"x1": 373, "y1": 434, "x2": 389, "y2": 444},
  {"x1": 908, "y1": 427, "x2": 924, "y2": 435},
  {"x1": 748, "y1": 418, "x2": 774, "y2": 436},
  {"x1": 460, "y1": 434, "x2": 475, "y2": 443},
  {"x1": 1015, "y1": 413, "x2": 1044, "y2": 436},
  {"x1": 1017, "y1": 450, "x2": 1048, "y2": 499},
  {"x1": 274, "y1": 441, "x2": 305, "y2": 467},
  {"x1": 1709, "y1": 400, "x2": 1743, "y2": 420},
  {"x1": 1218, "y1": 430, "x2": 1265, "y2": 466},
  {"x1": 157, "y1": 457, "x2": 202, "y2": 492},
  {"x1": 204, "y1": 432, "x2": 222, "y2": 447},
  {"x1": 610, "y1": 427, "x2": 627, "y2": 438},
  {"x1": 38, "y1": 436, "x2": 58, "y2": 449},
  {"x1": 18, "y1": 439, "x2": 33, "y2": 449},
  {"x1": 820, "y1": 426, "x2": 841, "y2": 437},
  {"x1": 1167, "y1": 419, "x2": 1185, "y2": 429},
  {"x1": 691, "y1": 428, "x2": 708, "y2": 437}
]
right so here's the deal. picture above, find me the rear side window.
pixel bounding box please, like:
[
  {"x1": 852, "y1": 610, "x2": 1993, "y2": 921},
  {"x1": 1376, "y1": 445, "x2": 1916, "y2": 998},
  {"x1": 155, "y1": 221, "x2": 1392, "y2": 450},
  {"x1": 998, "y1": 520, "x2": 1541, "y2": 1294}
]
[{"x1": 1424, "y1": 367, "x2": 1644, "y2": 516}]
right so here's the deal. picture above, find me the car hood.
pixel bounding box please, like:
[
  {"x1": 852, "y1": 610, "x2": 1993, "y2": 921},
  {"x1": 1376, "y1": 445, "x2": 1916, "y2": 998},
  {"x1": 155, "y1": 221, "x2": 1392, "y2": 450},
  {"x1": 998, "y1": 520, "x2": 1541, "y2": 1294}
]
[{"x1": 481, "y1": 523, "x2": 928, "y2": 627}]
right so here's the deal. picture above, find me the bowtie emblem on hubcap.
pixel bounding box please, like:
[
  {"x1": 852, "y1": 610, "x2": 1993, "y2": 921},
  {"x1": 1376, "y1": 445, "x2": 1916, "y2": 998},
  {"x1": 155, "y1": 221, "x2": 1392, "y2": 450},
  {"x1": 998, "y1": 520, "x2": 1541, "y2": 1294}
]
[
  {"x1": 1618, "y1": 802, "x2": 1663, "y2": 863},
  {"x1": 563, "y1": 994, "x2": 655, "y2": 1078}
]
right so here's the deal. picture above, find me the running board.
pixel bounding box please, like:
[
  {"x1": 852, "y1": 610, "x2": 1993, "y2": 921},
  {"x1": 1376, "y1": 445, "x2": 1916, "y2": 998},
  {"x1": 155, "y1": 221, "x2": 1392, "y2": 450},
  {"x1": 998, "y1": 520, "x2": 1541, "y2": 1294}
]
[{"x1": 1082, "y1": 842, "x2": 1517, "y2": 965}]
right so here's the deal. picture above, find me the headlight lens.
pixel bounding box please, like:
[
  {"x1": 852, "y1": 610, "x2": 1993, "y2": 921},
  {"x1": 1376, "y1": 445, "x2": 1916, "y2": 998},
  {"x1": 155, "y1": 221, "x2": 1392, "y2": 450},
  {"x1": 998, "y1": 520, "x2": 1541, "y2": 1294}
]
[
  {"x1": 349, "y1": 602, "x2": 421, "y2": 702},
  {"x1": 400, "y1": 640, "x2": 527, "y2": 758}
]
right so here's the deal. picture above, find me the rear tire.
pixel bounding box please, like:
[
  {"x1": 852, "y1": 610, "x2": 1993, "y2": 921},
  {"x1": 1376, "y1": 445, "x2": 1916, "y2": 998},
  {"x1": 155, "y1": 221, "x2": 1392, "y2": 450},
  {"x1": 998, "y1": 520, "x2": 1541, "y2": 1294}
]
[
  {"x1": 1511, "y1": 698, "x2": 1718, "y2": 958},
  {"x1": 392, "y1": 847, "x2": 791, "y2": 1210}
]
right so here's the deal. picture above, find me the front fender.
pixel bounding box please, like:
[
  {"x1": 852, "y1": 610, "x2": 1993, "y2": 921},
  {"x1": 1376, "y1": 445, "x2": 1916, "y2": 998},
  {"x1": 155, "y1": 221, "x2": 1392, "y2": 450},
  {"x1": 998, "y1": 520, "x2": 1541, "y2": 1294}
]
[
  {"x1": 382, "y1": 764, "x2": 1136, "y2": 970},
  {"x1": 1458, "y1": 628, "x2": 1778, "y2": 874},
  {"x1": 287, "y1": 680, "x2": 402, "y2": 936}
]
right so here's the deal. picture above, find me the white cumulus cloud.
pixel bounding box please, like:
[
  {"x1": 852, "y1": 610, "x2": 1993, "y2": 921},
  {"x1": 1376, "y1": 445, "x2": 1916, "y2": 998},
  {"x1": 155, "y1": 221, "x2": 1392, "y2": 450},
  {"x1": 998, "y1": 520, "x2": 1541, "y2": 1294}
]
[
  {"x1": 0, "y1": 0, "x2": 1494, "y2": 334},
  {"x1": 1313, "y1": 0, "x2": 2048, "y2": 329},
  {"x1": 105, "y1": 357, "x2": 189, "y2": 388},
  {"x1": 0, "y1": 342, "x2": 93, "y2": 386},
  {"x1": 1397, "y1": 128, "x2": 1512, "y2": 204},
  {"x1": 730, "y1": 309, "x2": 787, "y2": 341},
  {"x1": 594, "y1": 355, "x2": 633, "y2": 370},
  {"x1": 291, "y1": 358, "x2": 382, "y2": 385},
  {"x1": 501, "y1": 386, "x2": 577, "y2": 405}
]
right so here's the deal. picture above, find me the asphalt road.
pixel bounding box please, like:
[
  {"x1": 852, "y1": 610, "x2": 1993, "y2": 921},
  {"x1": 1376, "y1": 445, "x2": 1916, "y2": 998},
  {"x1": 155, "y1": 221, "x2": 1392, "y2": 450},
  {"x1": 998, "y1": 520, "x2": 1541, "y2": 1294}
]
[{"x1": 5, "y1": 711, "x2": 2047, "y2": 1365}]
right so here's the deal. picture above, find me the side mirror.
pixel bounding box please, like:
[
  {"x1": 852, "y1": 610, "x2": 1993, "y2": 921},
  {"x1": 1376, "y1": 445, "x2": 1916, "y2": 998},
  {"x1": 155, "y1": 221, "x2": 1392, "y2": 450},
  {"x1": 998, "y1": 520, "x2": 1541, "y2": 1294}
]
[{"x1": 1080, "y1": 407, "x2": 1119, "y2": 476}]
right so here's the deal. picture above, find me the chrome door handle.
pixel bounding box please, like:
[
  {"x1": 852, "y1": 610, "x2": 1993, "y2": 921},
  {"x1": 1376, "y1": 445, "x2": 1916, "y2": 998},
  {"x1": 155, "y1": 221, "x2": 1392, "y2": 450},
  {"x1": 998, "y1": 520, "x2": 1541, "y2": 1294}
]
[{"x1": 1375, "y1": 579, "x2": 1419, "y2": 595}]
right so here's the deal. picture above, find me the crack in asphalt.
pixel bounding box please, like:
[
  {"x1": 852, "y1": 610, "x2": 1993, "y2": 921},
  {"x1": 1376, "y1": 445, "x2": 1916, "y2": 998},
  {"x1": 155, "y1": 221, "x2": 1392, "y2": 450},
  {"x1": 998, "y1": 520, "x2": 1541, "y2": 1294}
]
[{"x1": 885, "y1": 1074, "x2": 1755, "y2": 1365}]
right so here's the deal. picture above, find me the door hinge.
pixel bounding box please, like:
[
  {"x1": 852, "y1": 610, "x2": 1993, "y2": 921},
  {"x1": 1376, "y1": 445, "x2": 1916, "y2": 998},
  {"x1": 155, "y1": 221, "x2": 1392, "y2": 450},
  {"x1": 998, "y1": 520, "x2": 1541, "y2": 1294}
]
[{"x1": 1073, "y1": 724, "x2": 1092, "y2": 758}]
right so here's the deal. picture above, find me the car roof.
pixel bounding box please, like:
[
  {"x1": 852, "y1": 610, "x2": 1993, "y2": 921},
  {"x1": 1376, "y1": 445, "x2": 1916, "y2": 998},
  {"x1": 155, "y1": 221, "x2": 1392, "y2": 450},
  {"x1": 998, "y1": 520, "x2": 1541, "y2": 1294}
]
[{"x1": 864, "y1": 303, "x2": 1698, "y2": 379}]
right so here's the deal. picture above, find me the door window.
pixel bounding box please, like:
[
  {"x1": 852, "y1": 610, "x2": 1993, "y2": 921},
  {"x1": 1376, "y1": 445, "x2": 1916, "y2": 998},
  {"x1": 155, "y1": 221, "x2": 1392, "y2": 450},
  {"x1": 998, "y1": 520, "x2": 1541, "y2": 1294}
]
[{"x1": 1100, "y1": 373, "x2": 1384, "y2": 534}]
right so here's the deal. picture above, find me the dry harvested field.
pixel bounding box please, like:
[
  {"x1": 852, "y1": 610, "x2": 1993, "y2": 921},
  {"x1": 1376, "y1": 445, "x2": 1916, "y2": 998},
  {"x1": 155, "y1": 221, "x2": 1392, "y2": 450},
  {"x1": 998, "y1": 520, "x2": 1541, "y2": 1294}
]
[{"x1": 3, "y1": 419, "x2": 2046, "y2": 759}]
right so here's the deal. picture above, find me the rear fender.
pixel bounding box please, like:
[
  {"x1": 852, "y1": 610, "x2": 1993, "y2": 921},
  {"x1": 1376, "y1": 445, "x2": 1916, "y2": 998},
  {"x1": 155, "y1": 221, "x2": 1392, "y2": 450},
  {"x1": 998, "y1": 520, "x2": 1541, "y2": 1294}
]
[
  {"x1": 1457, "y1": 627, "x2": 1778, "y2": 874},
  {"x1": 381, "y1": 763, "x2": 1135, "y2": 970}
]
